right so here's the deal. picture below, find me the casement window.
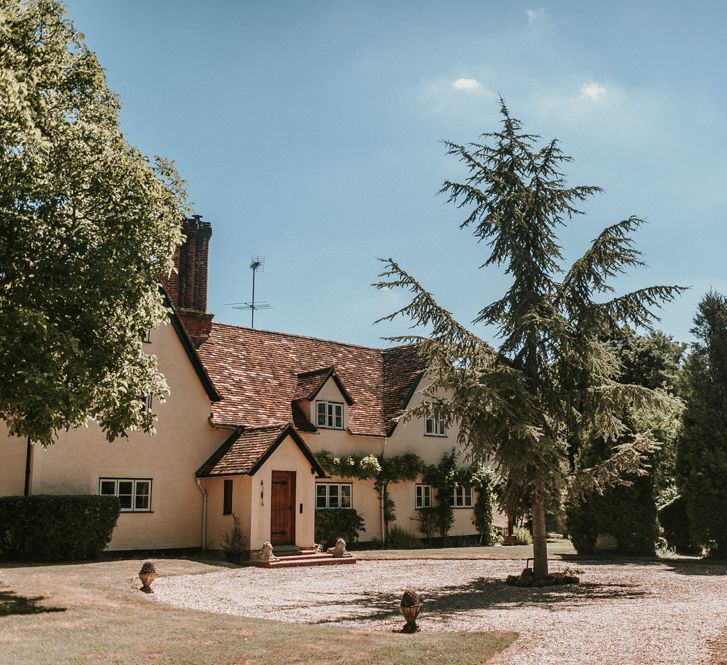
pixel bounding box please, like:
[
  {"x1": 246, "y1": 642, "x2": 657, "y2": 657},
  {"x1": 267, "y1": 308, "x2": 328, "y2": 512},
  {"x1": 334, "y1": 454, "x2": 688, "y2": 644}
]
[
  {"x1": 415, "y1": 484, "x2": 432, "y2": 509},
  {"x1": 223, "y1": 479, "x2": 233, "y2": 515},
  {"x1": 99, "y1": 478, "x2": 152, "y2": 512},
  {"x1": 424, "y1": 410, "x2": 447, "y2": 436},
  {"x1": 141, "y1": 329, "x2": 151, "y2": 343},
  {"x1": 316, "y1": 400, "x2": 344, "y2": 429},
  {"x1": 316, "y1": 483, "x2": 352, "y2": 509},
  {"x1": 450, "y1": 485, "x2": 473, "y2": 508},
  {"x1": 144, "y1": 393, "x2": 153, "y2": 415}
]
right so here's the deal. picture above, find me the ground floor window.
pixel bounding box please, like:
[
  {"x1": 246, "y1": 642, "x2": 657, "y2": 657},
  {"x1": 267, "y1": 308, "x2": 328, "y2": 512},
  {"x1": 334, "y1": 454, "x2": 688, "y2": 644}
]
[
  {"x1": 99, "y1": 478, "x2": 152, "y2": 512},
  {"x1": 415, "y1": 484, "x2": 432, "y2": 509},
  {"x1": 223, "y1": 479, "x2": 233, "y2": 515},
  {"x1": 316, "y1": 483, "x2": 352, "y2": 509},
  {"x1": 451, "y1": 485, "x2": 473, "y2": 508}
]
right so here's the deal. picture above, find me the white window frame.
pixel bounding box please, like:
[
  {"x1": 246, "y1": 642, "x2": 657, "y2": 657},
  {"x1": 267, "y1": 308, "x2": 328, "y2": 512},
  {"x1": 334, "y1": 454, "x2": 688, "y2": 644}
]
[
  {"x1": 316, "y1": 482, "x2": 352, "y2": 509},
  {"x1": 450, "y1": 485, "x2": 473, "y2": 508},
  {"x1": 424, "y1": 409, "x2": 447, "y2": 437},
  {"x1": 142, "y1": 329, "x2": 151, "y2": 343},
  {"x1": 316, "y1": 400, "x2": 344, "y2": 429},
  {"x1": 99, "y1": 478, "x2": 153, "y2": 512},
  {"x1": 415, "y1": 484, "x2": 432, "y2": 509},
  {"x1": 144, "y1": 392, "x2": 153, "y2": 415}
]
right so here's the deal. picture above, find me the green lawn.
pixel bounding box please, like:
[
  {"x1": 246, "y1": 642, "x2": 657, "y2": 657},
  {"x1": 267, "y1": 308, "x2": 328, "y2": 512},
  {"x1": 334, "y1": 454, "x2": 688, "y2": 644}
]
[{"x1": 0, "y1": 559, "x2": 516, "y2": 665}]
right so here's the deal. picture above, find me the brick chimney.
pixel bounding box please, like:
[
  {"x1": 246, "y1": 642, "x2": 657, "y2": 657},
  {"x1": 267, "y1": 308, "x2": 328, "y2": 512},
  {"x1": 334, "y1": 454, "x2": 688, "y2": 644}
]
[{"x1": 163, "y1": 215, "x2": 214, "y2": 347}]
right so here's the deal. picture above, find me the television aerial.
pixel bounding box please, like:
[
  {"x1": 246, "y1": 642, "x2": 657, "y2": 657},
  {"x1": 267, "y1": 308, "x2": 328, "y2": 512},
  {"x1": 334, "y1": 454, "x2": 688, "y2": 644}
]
[{"x1": 225, "y1": 255, "x2": 271, "y2": 328}]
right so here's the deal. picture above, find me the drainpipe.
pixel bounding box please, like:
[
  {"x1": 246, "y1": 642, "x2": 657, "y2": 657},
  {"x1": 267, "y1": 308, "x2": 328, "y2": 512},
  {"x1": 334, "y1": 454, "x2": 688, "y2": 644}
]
[
  {"x1": 380, "y1": 437, "x2": 387, "y2": 545},
  {"x1": 23, "y1": 437, "x2": 33, "y2": 496},
  {"x1": 196, "y1": 478, "x2": 208, "y2": 550}
]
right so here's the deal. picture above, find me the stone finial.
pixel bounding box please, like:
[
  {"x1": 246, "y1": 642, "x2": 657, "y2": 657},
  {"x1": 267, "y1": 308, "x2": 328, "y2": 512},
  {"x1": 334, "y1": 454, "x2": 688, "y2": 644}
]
[{"x1": 139, "y1": 561, "x2": 157, "y2": 594}]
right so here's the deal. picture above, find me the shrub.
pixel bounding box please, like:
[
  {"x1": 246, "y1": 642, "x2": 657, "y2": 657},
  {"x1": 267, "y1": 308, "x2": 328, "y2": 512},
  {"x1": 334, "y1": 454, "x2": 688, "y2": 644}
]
[
  {"x1": 513, "y1": 525, "x2": 532, "y2": 545},
  {"x1": 222, "y1": 514, "x2": 247, "y2": 553},
  {"x1": 416, "y1": 507, "x2": 438, "y2": 542},
  {"x1": 472, "y1": 474, "x2": 496, "y2": 545},
  {"x1": 659, "y1": 495, "x2": 698, "y2": 554},
  {"x1": 314, "y1": 508, "x2": 365, "y2": 547},
  {"x1": 0, "y1": 495, "x2": 120, "y2": 561},
  {"x1": 566, "y1": 473, "x2": 658, "y2": 556},
  {"x1": 386, "y1": 525, "x2": 421, "y2": 549}
]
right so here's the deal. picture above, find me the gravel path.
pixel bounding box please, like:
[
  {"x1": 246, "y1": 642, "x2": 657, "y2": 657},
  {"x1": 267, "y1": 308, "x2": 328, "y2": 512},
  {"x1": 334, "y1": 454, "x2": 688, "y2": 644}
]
[{"x1": 154, "y1": 558, "x2": 727, "y2": 664}]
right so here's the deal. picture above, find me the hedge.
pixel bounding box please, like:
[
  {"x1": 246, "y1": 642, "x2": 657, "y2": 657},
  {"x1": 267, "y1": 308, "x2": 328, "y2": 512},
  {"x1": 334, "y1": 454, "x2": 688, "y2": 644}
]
[
  {"x1": 0, "y1": 495, "x2": 120, "y2": 561},
  {"x1": 659, "y1": 495, "x2": 698, "y2": 555},
  {"x1": 314, "y1": 508, "x2": 365, "y2": 547}
]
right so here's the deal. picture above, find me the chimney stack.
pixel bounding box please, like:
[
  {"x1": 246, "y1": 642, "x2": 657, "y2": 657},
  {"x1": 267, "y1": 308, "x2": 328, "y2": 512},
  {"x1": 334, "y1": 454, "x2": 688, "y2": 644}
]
[{"x1": 163, "y1": 215, "x2": 214, "y2": 347}]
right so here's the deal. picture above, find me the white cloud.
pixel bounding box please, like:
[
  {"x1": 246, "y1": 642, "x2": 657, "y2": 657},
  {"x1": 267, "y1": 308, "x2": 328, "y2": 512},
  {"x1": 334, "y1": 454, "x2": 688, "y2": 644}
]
[
  {"x1": 525, "y1": 8, "x2": 545, "y2": 25},
  {"x1": 451, "y1": 78, "x2": 481, "y2": 92},
  {"x1": 580, "y1": 81, "x2": 607, "y2": 102}
]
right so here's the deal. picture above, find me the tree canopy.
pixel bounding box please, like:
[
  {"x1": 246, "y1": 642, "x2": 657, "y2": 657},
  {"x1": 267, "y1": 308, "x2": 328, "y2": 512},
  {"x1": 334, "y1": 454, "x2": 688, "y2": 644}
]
[
  {"x1": 375, "y1": 101, "x2": 684, "y2": 578},
  {"x1": 0, "y1": 0, "x2": 188, "y2": 445},
  {"x1": 676, "y1": 290, "x2": 727, "y2": 555}
]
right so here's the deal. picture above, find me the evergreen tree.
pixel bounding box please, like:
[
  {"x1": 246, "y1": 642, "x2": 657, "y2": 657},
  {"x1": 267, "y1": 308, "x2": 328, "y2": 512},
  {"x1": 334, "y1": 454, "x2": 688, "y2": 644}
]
[
  {"x1": 0, "y1": 0, "x2": 188, "y2": 445},
  {"x1": 566, "y1": 329, "x2": 685, "y2": 556},
  {"x1": 376, "y1": 101, "x2": 683, "y2": 578},
  {"x1": 676, "y1": 291, "x2": 727, "y2": 555}
]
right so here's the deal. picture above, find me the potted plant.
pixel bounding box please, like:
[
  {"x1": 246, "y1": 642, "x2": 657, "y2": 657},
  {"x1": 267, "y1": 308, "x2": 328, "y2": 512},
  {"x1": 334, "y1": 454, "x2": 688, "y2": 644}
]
[{"x1": 222, "y1": 513, "x2": 247, "y2": 564}]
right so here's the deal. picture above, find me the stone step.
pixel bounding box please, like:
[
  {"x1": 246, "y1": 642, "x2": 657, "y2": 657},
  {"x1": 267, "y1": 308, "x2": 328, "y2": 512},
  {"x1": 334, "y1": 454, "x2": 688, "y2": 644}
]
[{"x1": 252, "y1": 553, "x2": 357, "y2": 568}]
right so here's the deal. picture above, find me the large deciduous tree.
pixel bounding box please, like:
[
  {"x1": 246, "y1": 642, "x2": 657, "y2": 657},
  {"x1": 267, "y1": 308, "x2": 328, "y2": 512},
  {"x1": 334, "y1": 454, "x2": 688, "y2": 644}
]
[
  {"x1": 376, "y1": 101, "x2": 683, "y2": 579},
  {"x1": 676, "y1": 291, "x2": 727, "y2": 556},
  {"x1": 0, "y1": 0, "x2": 188, "y2": 445}
]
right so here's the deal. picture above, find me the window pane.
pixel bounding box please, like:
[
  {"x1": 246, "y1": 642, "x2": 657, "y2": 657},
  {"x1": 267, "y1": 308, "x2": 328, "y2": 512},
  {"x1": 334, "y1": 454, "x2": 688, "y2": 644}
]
[
  {"x1": 340, "y1": 484, "x2": 351, "y2": 508},
  {"x1": 100, "y1": 480, "x2": 116, "y2": 496},
  {"x1": 425, "y1": 418, "x2": 433, "y2": 434},
  {"x1": 317, "y1": 402, "x2": 326, "y2": 426},
  {"x1": 135, "y1": 481, "x2": 150, "y2": 510},
  {"x1": 316, "y1": 485, "x2": 327, "y2": 509},
  {"x1": 329, "y1": 484, "x2": 339, "y2": 508}
]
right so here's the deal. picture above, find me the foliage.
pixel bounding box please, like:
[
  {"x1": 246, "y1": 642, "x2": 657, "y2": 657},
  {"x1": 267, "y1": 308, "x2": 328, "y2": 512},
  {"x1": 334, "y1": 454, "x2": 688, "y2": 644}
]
[
  {"x1": 316, "y1": 452, "x2": 381, "y2": 479},
  {"x1": 472, "y1": 465, "x2": 496, "y2": 545},
  {"x1": 676, "y1": 291, "x2": 727, "y2": 556},
  {"x1": 385, "y1": 525, "x2": 421, "y2": 549},
  {"x1": 512, "y1": 526, "x2": 533, "y2": 546},
  {"x1": 416, "y1": 507, "x2": 439, "y2": 542},
  {"x1": 221, "y1": 514, "x2": 247, "y2": 554},
  {"x1": 422, "y1": 451, "x2": 459, "y2": 539},
  {"x1": 658, "y1": 495, "x2": 697, "y2": 554},
  {"x1": 375, "y1": 100, "x2": 683, "y2": 577},
  {"x1": 0, "y1": 495, "x2": 119, "y2": 561},
  {"x1": 0, "y1": 0, "x2": 189, "y2": 445},
  {"x1": 314, "y1": 508, "x2": 365, "y2": 547},
  {"x1": 566, "y1": 329, "x2": 683, "y2": 556}
]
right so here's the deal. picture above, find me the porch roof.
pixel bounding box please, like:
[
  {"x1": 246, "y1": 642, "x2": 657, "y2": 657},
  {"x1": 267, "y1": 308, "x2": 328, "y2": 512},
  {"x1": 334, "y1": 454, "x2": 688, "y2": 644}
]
[{"x1": 196, "y1": 424, "x2": 326, "y2": 478}]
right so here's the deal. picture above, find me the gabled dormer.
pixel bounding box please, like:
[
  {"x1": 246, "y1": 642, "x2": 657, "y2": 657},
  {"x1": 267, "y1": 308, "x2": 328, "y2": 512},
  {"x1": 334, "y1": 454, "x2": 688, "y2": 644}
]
[{"x1": 292, "y1": 367, "x2": 354, "y2": 431}]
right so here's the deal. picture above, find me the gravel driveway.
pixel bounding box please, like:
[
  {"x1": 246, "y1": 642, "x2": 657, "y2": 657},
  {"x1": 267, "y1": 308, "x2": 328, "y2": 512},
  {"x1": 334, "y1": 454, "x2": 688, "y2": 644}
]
[{"x1": 153, "y1": 558, "x2": 727, "y2": 664}]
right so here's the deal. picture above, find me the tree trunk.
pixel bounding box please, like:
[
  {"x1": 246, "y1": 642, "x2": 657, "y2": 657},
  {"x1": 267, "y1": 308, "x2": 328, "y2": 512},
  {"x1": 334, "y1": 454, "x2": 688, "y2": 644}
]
[{"x1": 531, "y1": 491, "x2": 548, "y2": 579}]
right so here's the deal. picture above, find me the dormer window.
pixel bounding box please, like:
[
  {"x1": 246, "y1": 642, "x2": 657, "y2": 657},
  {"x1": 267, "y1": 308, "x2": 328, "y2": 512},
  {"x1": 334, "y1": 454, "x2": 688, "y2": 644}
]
[{"x1": 316, "y1": 400, "x2": 343, "y2": 429}]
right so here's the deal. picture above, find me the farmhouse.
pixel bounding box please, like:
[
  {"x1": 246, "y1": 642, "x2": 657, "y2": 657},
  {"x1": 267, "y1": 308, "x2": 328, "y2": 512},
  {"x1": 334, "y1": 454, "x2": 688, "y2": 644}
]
[{"x1": 0, "y1": 217, "x2": 497, "y2": 553}]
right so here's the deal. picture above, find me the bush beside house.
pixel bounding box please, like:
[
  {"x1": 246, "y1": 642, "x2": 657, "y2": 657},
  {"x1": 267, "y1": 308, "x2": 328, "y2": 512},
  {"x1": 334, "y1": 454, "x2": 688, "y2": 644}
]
[{"x1": 0, "y1": 495, "x2": 120, "y2": 561}]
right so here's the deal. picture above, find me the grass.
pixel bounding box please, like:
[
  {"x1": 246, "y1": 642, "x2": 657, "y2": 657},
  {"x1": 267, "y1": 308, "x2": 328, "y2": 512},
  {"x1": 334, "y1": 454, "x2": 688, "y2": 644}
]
[{"x1": 0, "y1": 558, "x2": 516, "y2": 665}]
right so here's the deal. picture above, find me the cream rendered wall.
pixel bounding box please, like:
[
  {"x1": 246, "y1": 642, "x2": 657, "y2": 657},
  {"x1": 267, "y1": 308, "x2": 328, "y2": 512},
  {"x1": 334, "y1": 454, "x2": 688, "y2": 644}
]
[
  {"x1": 204, "y1": 475, "x2": 252, "y2": 551},
  {"x1": 247, "y1": 435, "x2": 317, "y2": 551},
  {"x1": 0, "y1": 322, "x2": 229, "y2": 550},
  {"x1": 0, "y1": 424, "x2": 26, "y2": 496}
]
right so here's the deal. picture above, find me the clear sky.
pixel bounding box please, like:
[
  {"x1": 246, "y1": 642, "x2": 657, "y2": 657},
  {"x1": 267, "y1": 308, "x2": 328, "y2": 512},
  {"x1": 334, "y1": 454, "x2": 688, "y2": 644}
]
[{"x1": 65, "y1": 1, "x2": 727, "y2": 348}]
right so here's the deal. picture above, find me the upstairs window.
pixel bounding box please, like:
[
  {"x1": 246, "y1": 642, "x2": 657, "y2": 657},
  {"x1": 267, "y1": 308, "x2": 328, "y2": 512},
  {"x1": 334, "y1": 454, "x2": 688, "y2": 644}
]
[
  {"x1": 316, "y1": 400, "x2": 344, "y2": 429},
  {"x1": 425, "y1": 409, "x2": 447, "y2": 436},
  {"x1": 99, "y1": 478, "x2": 152, "y2": 512},
  {"x1": 450, "y1": 485, "x2": 473, "y2": 508}
]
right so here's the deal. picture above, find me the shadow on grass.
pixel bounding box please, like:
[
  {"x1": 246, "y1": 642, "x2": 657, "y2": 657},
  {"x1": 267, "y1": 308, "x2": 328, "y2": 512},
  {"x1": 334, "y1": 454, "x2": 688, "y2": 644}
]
[
  {"x1": 0, "y1": 589, "x2": 66, "y2": 616},
  {"x1": 560, "y1": 554, "x2": 727, "y2": 576},
  {"x1": 311, "y1": 574, "x2": 648, "y2": 625}
]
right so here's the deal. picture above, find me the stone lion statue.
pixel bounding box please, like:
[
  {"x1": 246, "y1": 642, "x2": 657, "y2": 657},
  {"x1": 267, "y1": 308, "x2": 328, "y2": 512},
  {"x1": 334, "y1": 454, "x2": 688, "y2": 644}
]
[
  {"x1": 331, "y1": 537, "x2": 349, "y2": 558},
  {"x1": 258, "y1": 541, "x2": 276, "y2": 561}
]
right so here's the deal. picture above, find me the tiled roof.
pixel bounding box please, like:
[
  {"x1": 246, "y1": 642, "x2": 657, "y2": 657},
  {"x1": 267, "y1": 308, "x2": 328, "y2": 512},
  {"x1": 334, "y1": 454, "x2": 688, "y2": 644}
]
[
  {"x1": 196, "y1": 424, "x2": 325, "y2": 477},
  {"x1": 197, "y1": 324, "x2": 426, "y2": 437}
]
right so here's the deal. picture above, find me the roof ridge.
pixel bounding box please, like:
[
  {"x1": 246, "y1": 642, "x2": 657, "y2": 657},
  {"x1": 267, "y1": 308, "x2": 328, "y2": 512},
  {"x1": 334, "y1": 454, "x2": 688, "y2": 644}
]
[{"x1": 210, "y1": 321, "x2": 416, "y2": 352}]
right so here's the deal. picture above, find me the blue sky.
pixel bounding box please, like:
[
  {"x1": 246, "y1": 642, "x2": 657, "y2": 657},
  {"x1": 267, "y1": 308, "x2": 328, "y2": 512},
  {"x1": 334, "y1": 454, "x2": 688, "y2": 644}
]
[{"x1": 66, "y1": 1, "x2": 727, "y2": 347}]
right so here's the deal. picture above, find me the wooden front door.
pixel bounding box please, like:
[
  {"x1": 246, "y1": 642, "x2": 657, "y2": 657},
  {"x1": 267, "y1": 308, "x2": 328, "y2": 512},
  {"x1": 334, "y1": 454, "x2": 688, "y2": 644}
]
[{"x1": 270, "y1": 471, "x2": 296, "y2": 545}]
